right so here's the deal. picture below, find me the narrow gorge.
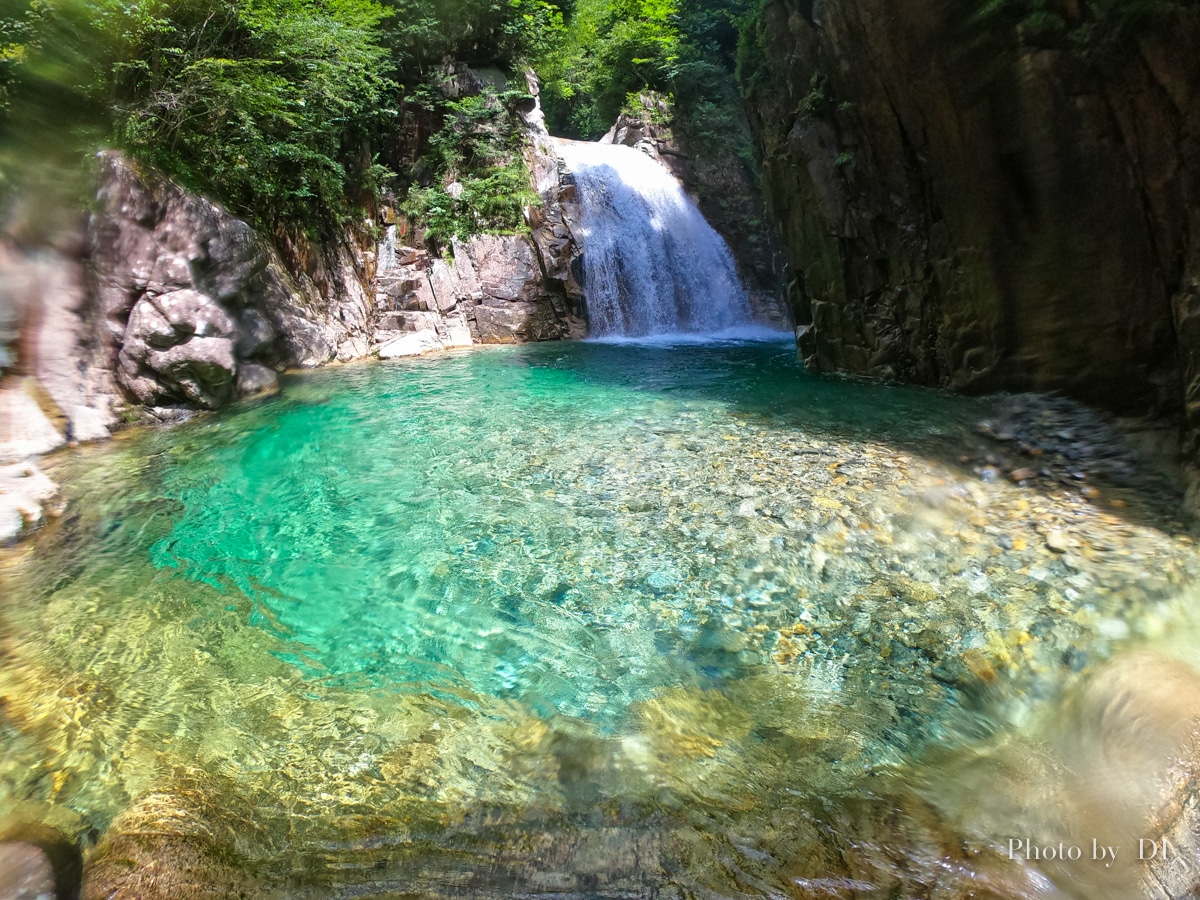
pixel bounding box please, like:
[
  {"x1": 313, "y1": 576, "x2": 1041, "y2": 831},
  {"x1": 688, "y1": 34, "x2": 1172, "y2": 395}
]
[{"x1": 3, "y1": 2, "x2": 1200, "y2": 899}]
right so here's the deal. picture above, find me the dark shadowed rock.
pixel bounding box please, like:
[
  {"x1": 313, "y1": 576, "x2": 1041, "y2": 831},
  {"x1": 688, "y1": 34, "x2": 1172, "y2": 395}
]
[
  {"x1": 236, "y1": 362, "x2": 277, "y2": 397},
  {"x1": 143, "y1": 338, "x2": 237, "y2": 408},
  {"x1": 740, "y1": 0, "x2": 1200, "y2": 434},
  {"x1": 234, "y1": 308, "x2": 275, "y2": 358}
]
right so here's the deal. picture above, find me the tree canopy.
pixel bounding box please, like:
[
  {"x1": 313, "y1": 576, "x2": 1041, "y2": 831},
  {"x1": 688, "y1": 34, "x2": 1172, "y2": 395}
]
[{"x1": 0, "y1": 0, "x2": 755, "y2": 236}]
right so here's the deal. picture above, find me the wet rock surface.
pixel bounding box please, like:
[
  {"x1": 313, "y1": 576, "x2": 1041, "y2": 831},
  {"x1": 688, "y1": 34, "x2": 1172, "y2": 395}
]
[
  {"x1": 0, "y1": 382, "x2": 65, "y2": 465},
  {"x1": 0, "y1": 463, "x2": 61, "y2": 545},
  {"x1": 372, "y1": 231, "x2": 582, "y2": 357},
  {"x1": 0, "y1": 822, "x2": 81, "y2": 900},
  {"x1": 0, "y1": 843, "x2": 56, "y2": 900}
]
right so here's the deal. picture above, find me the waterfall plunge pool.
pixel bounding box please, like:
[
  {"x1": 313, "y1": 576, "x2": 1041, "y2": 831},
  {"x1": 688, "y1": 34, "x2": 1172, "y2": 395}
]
[{"x1": 2, "y1": 338, "x2": 1199, "y2": 897}]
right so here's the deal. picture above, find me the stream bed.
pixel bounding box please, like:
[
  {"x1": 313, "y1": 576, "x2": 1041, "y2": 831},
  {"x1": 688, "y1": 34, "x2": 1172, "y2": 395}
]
[{"x1": 3, "y1": 338, "x2": 1199, "y2": 898}]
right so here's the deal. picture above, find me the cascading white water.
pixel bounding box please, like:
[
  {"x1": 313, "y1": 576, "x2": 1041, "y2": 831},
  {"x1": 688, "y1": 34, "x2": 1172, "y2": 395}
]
[
  {"x1": 556, "y1": 140, "x2": 755, "y2": 339},
  {"x1": 377, "y1": 224, "x2": 398, "y2": 273}
]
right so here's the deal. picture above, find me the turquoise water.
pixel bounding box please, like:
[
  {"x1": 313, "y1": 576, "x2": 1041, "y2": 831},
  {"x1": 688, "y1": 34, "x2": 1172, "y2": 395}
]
[
  {"x1": 3, "y1": 338, "x2": 1199, "y2": 896},
  {"x1": 145, "y1": 339, "x2": 972, "y2": 723}
]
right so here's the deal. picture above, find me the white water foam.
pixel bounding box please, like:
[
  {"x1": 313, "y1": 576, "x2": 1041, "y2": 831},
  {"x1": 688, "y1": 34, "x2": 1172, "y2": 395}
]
[
  {"x1": 556, "y1": 139, "x2": 756, "y2": 339},
  {"x1": 587, "y1": 324, "x2": 794, "y2": 348},
  {"x1": 377, "y1": 224, "x2": 398, "y2": 272}
]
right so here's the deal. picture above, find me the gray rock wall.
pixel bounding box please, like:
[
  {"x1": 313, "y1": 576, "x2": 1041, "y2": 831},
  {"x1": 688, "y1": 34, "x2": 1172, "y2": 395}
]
[
  {"x1": 1, "y1": 152, "x2": 380, "y2": 539},
  {"x1": 371, "y1": 225, "x2": 585, "y2": 360},
  {"x1": 91, "y1": 151, "x2": 375, "y2": 414},
  {"x1": 740, "y1": 0, "x2": 1200, "y2": 433}
]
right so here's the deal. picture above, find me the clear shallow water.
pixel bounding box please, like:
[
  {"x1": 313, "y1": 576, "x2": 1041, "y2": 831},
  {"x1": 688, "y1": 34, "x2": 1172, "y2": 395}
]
[{"x1": 3, "y1": 340, "x2": 1200, "y2": 897}]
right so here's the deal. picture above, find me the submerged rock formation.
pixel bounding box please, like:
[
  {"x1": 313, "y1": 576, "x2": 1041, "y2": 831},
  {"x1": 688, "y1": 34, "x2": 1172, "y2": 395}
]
[{"x1": 740, "y1": 0, "x2": 1200, "y2": 430}]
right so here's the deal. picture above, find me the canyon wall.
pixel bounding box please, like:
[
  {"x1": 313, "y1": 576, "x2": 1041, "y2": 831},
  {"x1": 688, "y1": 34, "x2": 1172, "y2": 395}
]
[
  {"x1": 1, "y1": 115, "x2": 584, "y2": 444},
  {"x1": 740, "y1": 0, "x2": 1200, "y2": 432}
]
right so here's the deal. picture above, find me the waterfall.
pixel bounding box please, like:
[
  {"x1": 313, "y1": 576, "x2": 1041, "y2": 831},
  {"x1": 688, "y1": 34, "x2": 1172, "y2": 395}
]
[
  {"x1": 556, "y1": 140, "x2": 755, "y2": 339},
  {"x1": 377, "y1": 224, "x2": 398, "y2": 273}
]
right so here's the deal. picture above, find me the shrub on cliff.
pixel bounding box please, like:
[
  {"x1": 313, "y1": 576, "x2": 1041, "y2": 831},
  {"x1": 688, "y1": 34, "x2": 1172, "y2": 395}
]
[
  {"x1": 403, "y1": 87, "x2": 540, "y2": 247},
  {"x1": 0, "y1": 0, "x2": 393, "y2": 234},
  {"x1": 0, "y1": 0, "x2": 564, "y2": 237},
  {"x1": 112, "y1": 0, "x2": 393, "y2": 232}
]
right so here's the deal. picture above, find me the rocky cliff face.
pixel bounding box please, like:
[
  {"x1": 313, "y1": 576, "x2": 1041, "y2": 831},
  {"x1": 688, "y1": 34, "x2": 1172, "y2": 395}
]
[
  {"x1": 0, "y1": 152, "x2": 380, "y2": 540},
  {"x1": 1, "y1": 83, "x2": 588, "y2": 542},
  {"x1": 93, "y1": 152, "x2": 377, "y2": 412},
  {"x1": 740, "y1": 0, "x2": 1200, "y2": 428},
  {"x1": 369, "y1": 94, "x2": 588, "y2": 359},
  {"x1": 1, "y1": 151, "x2": 378, "y2": 445}
]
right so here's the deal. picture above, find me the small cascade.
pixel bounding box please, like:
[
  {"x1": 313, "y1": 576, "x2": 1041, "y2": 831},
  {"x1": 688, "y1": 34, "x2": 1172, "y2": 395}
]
[
  {"x1": 377, "y1": 223, "x2": 398, "y2": 273},
  {"x1": 556, "y1": 140, "x2": 754, "y2": 339}
]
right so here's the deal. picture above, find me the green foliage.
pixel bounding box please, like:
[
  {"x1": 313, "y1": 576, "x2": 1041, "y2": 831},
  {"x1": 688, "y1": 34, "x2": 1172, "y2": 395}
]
[
  {"x1": 533, "y1": 0, "x2": 758, "y2": 156},
  {"x1": 0, "y1": 0, "x2": 141, "y2": 220},
  {"x1": 799, "y1": 72, "x2": 832, "y2": 118},
  {"x1": 0, "y1": 0, "x2": 572, "y2": 239},
  {"x1": 974, "y1": 0, "x2": 1193, "y2": 48},
  {"x1": 533, "y1": 0, "x2": 680, "y2": 138},
  {"x1": 381, "y1": 0, "x2": 565, "y2": 80},
  {"x1": 111, "y1": 0, "x2": 393, "y2": 231},
  {"x1": 0, "y1": 0, "x2": 393, "y2": 232},
  {"x1": 403, "y1": 87, "x2": 539, "y2": 247}
]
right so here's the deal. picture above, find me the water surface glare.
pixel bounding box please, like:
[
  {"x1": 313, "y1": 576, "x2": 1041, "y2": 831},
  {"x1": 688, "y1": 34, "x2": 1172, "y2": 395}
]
[{"x1": 3, "y1": 340, "x2": 1199, "y2": 897}]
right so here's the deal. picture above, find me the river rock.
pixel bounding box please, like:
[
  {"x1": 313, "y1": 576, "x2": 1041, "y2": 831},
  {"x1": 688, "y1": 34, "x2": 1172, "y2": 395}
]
[
  {"x1": 428, "y1": 259, "x2": 460, "y2": 312},
  {"x1": 474, "y1": 303, "x2": 561, "y2": 342},
  {"x1": 9, "y1": 149, "x2": 364, "y2": 430},
  {"x1": 1, "y1": 241, "x2": 120, "y2": 444},
  {"x1": 154, "y1": 289, "x2": 236, "y2": 340},
  {"x1": 119, "y1": 296, "x2": 239, "y2": 410},
  {"x1": 235, "y1": 308, "x2": 275, "y2": 358},
  {"x1": 0, "y1": 382, "x2": 65, "y2": 464},
  {"x1": 82, "y1": 786, "x2": 260, "y2": 900},
  {"x1": 378, "y1": 331, "x2": 443, "y2": 359},
  {"x1": 236, "y1": 363, "x2": 277, "y2": 397},
  {"x1": 465, "y1": 235, "x2": 543, "y2": 304},
  {"x1": 0, "y1": 842, "x2": 56, "y2": 900},
  {"x1": 0, "y1": 463, "x2": 61, "y2": 544}
]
